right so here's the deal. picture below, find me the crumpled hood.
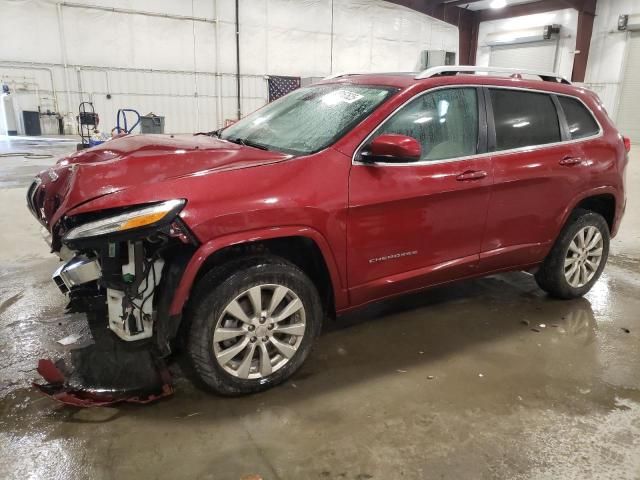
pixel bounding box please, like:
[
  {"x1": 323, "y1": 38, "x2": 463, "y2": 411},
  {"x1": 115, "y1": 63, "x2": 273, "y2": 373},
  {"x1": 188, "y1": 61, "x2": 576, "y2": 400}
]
[
  {"x1": 61, "y1": 134, "x2": 288, "y2": 181},
  {"x1": 31, "y1": 134, "x2": 289, "y2": 237}
]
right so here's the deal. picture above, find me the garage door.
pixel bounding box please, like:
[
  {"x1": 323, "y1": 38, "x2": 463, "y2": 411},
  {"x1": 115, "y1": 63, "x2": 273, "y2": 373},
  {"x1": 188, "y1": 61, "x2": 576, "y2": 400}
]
[
  {"x1": 490, "y1": 41, "x2": 558, "y2": 72},
  {"x1": 616, "y1": 32, "x2": 640, "y2": 143}
]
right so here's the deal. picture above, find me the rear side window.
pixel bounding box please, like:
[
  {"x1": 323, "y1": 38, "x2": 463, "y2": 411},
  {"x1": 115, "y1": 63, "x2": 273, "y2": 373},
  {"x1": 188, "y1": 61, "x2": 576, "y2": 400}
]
[
  {"x1": 558, "y1": 96, "x2": 600, "y2": 139},
  {"x1": 490, "y1": 89, "x2": 560, "y2": 151}
]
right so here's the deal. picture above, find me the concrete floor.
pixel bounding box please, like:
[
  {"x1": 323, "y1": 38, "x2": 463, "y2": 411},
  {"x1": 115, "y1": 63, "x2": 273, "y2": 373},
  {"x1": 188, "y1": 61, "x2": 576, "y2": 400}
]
[{"x1": 1, "y1": 135, "x2": 640, "y2": 480}]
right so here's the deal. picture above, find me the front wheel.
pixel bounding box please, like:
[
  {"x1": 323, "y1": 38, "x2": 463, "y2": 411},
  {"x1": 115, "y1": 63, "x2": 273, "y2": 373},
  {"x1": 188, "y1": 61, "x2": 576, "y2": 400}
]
[
  {"x1": 535, "y1": 209, "x2": 610, "y2": 299},
  {"x1": 187, "y1": 257, "x2": 322, "y2": 395}
]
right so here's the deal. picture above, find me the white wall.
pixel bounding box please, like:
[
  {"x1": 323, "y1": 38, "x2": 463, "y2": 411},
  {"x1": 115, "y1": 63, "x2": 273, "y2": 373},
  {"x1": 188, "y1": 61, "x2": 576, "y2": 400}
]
[
  {"x1": 583, "y1": 0, "x2": 640, "y2": 120},
  {"x1": 475, "y1": 8, "x2": 579, "y2": 80},
  {"x1": 0, "y1": 0, "x2": 458, "y2": 134}
]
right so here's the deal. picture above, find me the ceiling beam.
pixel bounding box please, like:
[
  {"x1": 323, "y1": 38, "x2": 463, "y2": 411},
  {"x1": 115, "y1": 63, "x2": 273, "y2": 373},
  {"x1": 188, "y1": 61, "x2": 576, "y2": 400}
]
[{"x1": 442, "y1": 0, "x2": 486, "y2": 7}]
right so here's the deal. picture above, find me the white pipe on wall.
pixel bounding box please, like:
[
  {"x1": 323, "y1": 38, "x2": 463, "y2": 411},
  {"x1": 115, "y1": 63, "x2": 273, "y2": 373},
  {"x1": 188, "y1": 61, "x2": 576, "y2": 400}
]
[
  {"x1": 0, "y1": 64, "x2": 59, "y2": 113},
  {"x1": 0, "y1": 59, "x2": 265, "y2": 79},
  {"x1": 214, "y1": 0, "x2": 223, "y2": 127},
  {"x1": 191, "y1": 0, "x2": 200, "y2": 132},
  {"x1": 56, "y1": 3, "x2": 72, "y2": 117},
  {"x1": 58, "y1": 2, "x2": 217, "y2": 25}
]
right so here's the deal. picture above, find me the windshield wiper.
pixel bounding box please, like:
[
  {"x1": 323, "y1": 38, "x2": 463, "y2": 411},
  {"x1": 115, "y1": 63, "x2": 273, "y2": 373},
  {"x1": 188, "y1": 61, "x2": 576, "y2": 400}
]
[
  {"x1": 226, "y1": 137, "x2": 270, "y2": 151},
  {"x1": 194, "y1": 128, "x2": 223, "y2": 137}
]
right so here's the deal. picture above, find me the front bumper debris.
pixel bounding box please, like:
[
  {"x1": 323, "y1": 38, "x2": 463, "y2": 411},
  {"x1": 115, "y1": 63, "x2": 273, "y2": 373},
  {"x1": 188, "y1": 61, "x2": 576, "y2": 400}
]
[
  {"x1": 33, "y1": 334, "x2": 173, "y2": 407},
  {"x1": 52, "y1": 255, "x2": 101, "y2": 293}
]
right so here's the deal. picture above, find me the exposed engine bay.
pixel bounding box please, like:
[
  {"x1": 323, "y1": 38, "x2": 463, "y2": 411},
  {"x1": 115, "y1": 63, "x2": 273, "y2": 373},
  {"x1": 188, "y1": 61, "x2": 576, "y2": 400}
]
[{"x1": 53, "y1": 241, "x2": 165, "y2": 341}]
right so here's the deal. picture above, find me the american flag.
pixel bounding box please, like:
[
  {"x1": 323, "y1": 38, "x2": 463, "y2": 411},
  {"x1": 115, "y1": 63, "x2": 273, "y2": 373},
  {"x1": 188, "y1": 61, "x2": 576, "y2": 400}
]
[{"x1": 268, "y1": 76, "x2": 301, "y2": 102}]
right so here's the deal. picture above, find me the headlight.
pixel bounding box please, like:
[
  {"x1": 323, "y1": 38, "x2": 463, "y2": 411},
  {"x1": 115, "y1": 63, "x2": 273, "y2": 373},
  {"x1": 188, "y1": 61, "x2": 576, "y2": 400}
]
[{"x1": 64, "y1": 199, "x2": 185, "y2": 241}]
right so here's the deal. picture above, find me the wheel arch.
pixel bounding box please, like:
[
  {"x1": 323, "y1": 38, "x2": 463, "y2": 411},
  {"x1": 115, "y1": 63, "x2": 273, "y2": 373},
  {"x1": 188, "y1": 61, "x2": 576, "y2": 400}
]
[
  {"x1": 169, "y1": 226, "x2": 347, "y2": 317},
  {"x1": 559, "y1": 187, "x2": 619, "y2": 238}
]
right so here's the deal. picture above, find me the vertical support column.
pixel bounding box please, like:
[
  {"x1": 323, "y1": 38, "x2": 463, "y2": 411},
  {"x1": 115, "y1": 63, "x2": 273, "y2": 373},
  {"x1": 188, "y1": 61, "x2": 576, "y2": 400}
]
[
  {"x1": 572, "y1": 0, "x2": 597, "y2": 83},
  {"x1": 440, "y1": 4, "x2": 479, "y2": 66}
]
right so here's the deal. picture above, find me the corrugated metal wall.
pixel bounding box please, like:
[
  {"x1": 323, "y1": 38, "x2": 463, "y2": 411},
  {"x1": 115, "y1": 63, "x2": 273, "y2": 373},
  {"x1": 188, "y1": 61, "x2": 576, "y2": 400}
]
[{"x1": 0, "y1": 0, "x2": 458, "y2": 135}]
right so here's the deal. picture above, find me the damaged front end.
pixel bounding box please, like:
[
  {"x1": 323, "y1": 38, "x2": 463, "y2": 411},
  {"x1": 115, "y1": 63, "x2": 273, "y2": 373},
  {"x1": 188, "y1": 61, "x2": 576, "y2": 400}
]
[
  {"x1": 28, "y1": 190, "x2": 197, "y2": 405},
  {"x1": 53, "y1": 198, "x2": 196, "y2": 347}
]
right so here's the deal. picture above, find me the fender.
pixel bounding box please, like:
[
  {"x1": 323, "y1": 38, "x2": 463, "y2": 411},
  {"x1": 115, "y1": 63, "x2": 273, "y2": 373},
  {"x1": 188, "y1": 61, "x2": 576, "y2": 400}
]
[
  {"x1": 556, "y1": 185, "x2": 622, "y2": 238},
  {"x1": 169, "y1": 225, "x2": 348, "y2": 315}
]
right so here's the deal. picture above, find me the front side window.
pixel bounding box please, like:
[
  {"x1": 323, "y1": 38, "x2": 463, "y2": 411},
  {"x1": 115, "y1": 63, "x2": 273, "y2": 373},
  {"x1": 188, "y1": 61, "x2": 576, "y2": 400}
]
[
  {"x1": 558, "y1": 96, "x2": 600, "y2": 140},
  {"x1": 372, "y1": 88, "x2": 479, "y2": 161},
  {"x1": 220, "y1": 84, "x2": 397, "y2": 155},
  {"x1": 490, "y1": 89, "x2": 560, "y2": 151}
]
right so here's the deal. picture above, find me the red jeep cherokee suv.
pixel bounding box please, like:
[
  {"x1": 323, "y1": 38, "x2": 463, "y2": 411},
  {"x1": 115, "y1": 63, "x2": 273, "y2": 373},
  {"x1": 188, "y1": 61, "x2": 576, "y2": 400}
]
[{"x1": 28, "y1": 66, "x2": 629, "y2": 395}]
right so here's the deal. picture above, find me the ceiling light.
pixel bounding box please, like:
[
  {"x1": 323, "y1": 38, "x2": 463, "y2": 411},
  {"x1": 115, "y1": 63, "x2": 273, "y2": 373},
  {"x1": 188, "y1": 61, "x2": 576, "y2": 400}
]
[{"x1": 490, "y1": 0, "x2": 507, "y2": 8}]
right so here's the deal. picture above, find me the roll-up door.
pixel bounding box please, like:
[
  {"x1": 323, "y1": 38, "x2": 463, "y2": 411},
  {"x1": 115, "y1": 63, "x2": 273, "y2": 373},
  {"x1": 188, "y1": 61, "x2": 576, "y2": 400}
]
[
  {"x1": 489, "y1": 41, "x2": 558, "y2": 73},
  {"x1": 617, "y1": 32, "x2": 640, "y2": 143}
]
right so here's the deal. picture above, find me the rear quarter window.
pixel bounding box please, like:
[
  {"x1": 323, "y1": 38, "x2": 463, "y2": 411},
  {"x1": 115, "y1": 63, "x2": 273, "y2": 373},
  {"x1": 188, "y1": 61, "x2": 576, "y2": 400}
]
[
  {"x1": 490, "y1": 89, "x2": 561, "y2": 151},
  {"x1": 558, "y1": 96, "x2": 600, "y2": 139}
]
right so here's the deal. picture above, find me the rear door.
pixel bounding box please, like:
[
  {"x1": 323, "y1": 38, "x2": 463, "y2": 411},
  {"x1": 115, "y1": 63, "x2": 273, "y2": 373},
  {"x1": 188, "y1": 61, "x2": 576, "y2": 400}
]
[
  {"x1": 347, "y1": 87, "x2": 493, "y2": 306},
  {"x1": 480, "y1": 87, "x2": 582, "y2": 271}
]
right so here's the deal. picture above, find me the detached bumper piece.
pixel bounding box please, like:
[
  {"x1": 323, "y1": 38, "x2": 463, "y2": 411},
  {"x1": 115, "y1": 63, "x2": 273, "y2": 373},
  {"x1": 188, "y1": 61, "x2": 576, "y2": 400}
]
[
  {"x1": 33, "y1": 336, "x2": 173, "y2": 407},
  {"x1": 52, "y1": 256, "x2": 101, "y2": 294}
]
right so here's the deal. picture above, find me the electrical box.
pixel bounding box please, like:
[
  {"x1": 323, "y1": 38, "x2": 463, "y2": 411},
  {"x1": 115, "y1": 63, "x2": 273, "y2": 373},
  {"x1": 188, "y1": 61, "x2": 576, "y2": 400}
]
[
  {"x1": 420, "y1": 50, "x2": 456, "y2": 70},
  {"x1": 140, "y1": 114, "x2": 165, "y2": 134},
  {"x1": 624, "y1": 13, "x2": 640, "y2": 31}
]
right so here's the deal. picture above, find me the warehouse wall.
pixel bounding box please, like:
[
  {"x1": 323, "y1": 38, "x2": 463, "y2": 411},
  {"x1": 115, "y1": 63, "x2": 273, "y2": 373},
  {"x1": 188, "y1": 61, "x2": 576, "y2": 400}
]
[
  {"x1": 582, "y1": 0, "x2": 640, "y2": 119},
  {"x1": 0, "y1": 0, "x2": 458, "y2": 135},
  {"x1": 475, "y1": 8, "x2": 579, "y2": 81}
]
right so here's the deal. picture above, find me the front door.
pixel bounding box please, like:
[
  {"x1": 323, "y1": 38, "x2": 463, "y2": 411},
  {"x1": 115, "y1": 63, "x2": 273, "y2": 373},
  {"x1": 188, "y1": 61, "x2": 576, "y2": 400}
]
[{"x1": 347, "y1": 87, "x2": 493, "y2": 306}]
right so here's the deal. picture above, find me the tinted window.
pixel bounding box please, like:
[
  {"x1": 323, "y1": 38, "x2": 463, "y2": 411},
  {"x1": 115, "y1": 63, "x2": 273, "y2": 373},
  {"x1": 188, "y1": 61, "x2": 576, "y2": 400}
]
[
  {"x1": 374, "y1": 88, "x2": 478, "y2": 161},
  {"x1": 490, "y1": 89, "x2": 560, "y2": 151},
  {"x1": 558, "y1": 96, "x2": 599, "y2": 139}
]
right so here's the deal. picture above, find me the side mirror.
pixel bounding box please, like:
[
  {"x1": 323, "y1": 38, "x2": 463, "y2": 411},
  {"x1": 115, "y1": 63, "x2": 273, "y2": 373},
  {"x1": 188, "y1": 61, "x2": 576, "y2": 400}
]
[{"x1": 360, "y1": 134, "x2": 421, "y2": 163}]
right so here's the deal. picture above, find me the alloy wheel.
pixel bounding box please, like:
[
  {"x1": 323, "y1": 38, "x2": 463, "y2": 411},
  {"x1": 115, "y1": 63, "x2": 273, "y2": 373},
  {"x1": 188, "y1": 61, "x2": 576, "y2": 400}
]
[
  {"x1": 212, "y1": 284, "x2": 306, "y2": 379},
  {"x1": 564, "y1": 226, "x2": 604, "y2": 288}
]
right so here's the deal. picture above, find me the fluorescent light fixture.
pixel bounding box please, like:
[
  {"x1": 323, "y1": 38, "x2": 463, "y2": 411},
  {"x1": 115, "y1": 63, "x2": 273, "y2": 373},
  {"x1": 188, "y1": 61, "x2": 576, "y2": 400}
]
[
  {"x1": 490, "y1": 0, "x2": 507, "y2": 8},
  {"x1": 513, "y1": 121, "x2": 530, "y2": 128},
  {"x1": 414, "y1": 116, "x2": 433, "y2": 124}
]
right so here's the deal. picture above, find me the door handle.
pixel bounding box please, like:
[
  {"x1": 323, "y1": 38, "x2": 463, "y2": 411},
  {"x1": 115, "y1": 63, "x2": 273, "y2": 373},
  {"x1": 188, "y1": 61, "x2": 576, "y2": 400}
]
[
  {"x1": 559, "y1": 156, "x2": 583, "y2": 166},
  {"x1": 456, "y1": 170, "x2": 488, "y2": 181}
]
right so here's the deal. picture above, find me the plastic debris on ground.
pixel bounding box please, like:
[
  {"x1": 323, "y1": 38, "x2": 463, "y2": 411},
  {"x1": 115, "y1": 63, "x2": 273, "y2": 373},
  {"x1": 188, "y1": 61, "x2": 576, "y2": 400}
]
[{"x1": 34, "y1": 313, "x2": 173, "y2": 407}]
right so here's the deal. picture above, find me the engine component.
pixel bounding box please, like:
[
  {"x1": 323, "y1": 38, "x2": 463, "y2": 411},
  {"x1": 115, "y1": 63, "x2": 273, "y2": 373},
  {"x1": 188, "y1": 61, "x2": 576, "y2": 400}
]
[{"x1": 107, "y1": 242, "x2": 164, "y2": 341}]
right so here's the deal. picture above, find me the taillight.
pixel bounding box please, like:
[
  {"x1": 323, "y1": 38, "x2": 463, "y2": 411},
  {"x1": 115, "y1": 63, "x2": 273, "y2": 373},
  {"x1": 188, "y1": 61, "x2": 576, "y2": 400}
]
[{"x1": 623, "y1": 136, "x2": 631, "y2": 153}]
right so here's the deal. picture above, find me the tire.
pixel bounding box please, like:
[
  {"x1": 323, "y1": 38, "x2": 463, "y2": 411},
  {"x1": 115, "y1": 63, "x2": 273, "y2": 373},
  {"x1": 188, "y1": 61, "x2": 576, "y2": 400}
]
[
  {"x1": 535, "y1": 209, "x2": 610, "y2": 299},
  {"x1": 186, "y1": 255, "x2": 323, "y2": 396}
]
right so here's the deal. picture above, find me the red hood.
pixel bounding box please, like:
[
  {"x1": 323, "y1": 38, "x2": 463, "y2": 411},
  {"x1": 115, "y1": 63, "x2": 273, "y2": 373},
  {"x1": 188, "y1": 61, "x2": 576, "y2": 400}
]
[{"x1": 32, "y1": 134, "x2": 289, "y2": 237}]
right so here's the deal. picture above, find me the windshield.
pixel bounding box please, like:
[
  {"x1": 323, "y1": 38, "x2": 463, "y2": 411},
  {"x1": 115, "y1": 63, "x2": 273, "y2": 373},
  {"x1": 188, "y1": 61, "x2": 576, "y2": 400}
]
[{"x1": 220, "y1": 84, "x2": 398, "y2": 155}]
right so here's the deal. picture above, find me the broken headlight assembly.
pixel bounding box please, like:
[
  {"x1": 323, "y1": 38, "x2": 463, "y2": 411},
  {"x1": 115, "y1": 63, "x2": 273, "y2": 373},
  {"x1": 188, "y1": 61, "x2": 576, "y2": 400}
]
[{"x1": 63, "y1": 199, "x2": 186, "y2": 242}]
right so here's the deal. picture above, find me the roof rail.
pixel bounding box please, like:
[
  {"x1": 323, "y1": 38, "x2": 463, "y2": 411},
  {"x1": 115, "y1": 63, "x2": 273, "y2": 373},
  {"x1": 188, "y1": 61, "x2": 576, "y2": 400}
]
[
  {"x1": 415, "y1": 66, "x2": 571, "y2": 84},
  {"x1": 323, "y1": 71, "x2": 414, "y2": 80}
]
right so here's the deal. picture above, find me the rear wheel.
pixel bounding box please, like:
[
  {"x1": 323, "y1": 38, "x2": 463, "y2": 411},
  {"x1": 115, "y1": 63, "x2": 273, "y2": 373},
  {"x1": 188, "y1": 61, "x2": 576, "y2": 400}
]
[
  {"x1": 535, "y1": 209, "x2": 609, "y2": 299},
  {"x1": 187, "y1": 257, "x2": 322, "y2": 395}
]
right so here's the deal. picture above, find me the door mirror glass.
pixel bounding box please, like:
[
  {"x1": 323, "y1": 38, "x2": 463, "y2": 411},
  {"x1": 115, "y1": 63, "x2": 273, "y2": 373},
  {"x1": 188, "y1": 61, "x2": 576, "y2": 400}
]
[{"x1": 361, "y1": 134, "x2": 421, "y2": 163}]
